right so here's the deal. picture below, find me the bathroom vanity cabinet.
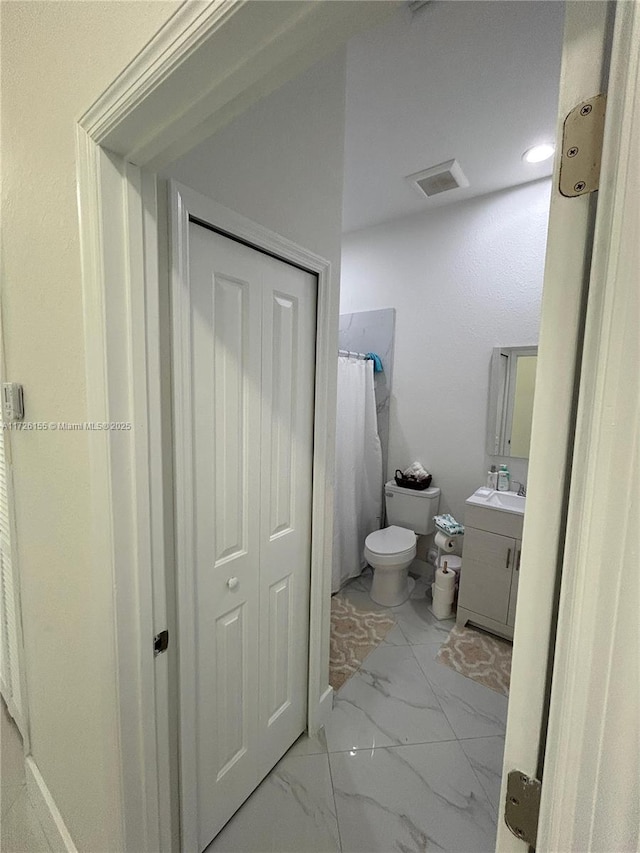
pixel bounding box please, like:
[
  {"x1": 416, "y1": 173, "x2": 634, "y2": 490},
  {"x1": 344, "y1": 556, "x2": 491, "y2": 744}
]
[{"x1": 457, "y1": 500, "x2": 523, "y2": 640}]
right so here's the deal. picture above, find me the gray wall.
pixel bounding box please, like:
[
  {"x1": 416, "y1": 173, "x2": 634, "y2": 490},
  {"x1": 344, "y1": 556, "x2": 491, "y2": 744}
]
[{"x1": 166, "y1": 53, "x2": 346, "y2": 271}]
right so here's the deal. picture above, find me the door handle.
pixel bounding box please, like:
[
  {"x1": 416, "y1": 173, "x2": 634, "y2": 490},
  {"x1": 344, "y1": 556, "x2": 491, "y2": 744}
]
[
  {"x1": 506, "y1": 548, "x2": 511, "y2": 569},
  {"x1": 516, "y1": 550, "x2": 521, "y2": 571},
  {"x1": 227, "y1": 577, "x2": 239, "y2": 590}
]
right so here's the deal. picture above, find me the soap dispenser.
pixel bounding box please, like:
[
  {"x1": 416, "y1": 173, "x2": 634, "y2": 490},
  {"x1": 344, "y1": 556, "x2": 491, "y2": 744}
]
[{"x1": 497, "y1": 464, "x2": 510, "y2": 492}]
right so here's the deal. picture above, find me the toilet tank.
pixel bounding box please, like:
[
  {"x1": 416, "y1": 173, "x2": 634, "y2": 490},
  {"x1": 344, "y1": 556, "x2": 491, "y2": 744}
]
[{"x1": 384, "y1": 481, "x2": 441, "y2": 535}]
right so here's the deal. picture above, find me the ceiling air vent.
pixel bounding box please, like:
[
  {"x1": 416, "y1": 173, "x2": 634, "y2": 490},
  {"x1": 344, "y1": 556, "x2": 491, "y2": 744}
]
[{"x1": 406, "y1": 159, "x2": 469, "y2": 199}]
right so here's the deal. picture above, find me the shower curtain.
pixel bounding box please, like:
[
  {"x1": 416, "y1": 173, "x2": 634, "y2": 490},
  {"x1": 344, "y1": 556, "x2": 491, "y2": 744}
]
[{"x1": 332, "y1": 356, "x2": 383, "y2": 593}]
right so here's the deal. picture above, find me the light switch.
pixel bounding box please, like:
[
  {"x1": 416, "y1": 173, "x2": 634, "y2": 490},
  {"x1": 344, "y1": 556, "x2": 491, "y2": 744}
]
[{"x1": 2, "y1": 383, "x2": 24, "y2": 422}]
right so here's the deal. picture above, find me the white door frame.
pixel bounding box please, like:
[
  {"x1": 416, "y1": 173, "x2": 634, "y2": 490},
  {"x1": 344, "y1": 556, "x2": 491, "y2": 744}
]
[
  {"x1": 496, "y1": 3, "x2": 615, "y2": 847},
  {"x1": 498, "y1": 1, "x2": 640, "y2": 850},
  {"x1": 0, "y1": 310, "x2": 30, "y2": 746},
  {"x1": 169, "y1": 181, "x2": 333, "y2": 852},
  {"x1": 534, "y1": 2, "x2": 640, "y2": 848},
  {"x1": 73, "y1": 1, "x2": 640, "y2": 851}
]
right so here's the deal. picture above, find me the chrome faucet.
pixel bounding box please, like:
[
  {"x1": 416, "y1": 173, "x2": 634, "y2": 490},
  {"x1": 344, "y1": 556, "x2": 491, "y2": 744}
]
[{"x1": 517, "y1": 483, "x2": 527, "y2": 497}]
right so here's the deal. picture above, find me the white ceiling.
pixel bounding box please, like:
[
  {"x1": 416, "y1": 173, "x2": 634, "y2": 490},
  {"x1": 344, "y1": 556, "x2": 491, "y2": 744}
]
[{"x1": 343, "y1": 1, "x2": 565, "y2": 232}]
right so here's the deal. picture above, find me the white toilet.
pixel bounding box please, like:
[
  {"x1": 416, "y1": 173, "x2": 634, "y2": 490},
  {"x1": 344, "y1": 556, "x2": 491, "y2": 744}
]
[{"x1": 364, "y1": 481, "x2": 441, "y2": 606}]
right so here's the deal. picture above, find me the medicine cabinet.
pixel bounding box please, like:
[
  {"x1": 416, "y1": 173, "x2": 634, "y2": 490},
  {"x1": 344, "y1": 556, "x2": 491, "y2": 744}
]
[{"x1": 486, "y1": 346, "x2": 538, "y2": 459}]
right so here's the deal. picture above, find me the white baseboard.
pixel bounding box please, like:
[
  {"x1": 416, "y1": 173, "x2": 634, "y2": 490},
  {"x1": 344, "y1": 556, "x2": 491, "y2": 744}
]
[{"x1": 25, "y1": 757, "x2": 77, "y2": 853}]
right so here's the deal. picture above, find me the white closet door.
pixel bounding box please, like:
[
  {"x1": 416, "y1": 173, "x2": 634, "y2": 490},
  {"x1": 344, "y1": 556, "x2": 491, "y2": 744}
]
[
  {"x1": 189, "y1": 224, "x2": 262, "y2": 847},
  {"x1": 186, "y1": 223, "x2": 315, "y2": 849},
  {"x1": 258, "y1": 254, "x2": 315, "y2": 777}
]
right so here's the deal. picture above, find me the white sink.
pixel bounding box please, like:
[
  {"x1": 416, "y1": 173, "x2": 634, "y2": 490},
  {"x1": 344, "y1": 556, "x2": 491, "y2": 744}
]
[{"x1": 466, "y1": 487, "x2": 526, "y2": 516}]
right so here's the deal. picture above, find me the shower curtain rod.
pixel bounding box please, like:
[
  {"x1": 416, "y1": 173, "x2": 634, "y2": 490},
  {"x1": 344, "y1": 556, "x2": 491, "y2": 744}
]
[{"x1": 338, "y1": 349, "x2": 368, "y2": 360}]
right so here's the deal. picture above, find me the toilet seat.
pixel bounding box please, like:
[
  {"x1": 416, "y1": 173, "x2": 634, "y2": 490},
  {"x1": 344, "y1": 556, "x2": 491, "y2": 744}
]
[
  {"x1": 364, "y1": 526, "x2": 416, "y2": 605},
  {"x1": 365, "y1": 525, "x2": 416, "y2": 556}
]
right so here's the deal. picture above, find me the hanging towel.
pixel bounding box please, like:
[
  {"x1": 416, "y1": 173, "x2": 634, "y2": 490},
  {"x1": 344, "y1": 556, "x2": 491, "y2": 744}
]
[
  {"x1": 433, "y1": 513, "x2": 465, "y2": 536},
  {"x1": 365, "y1": 352, "x2": 383, "y2": 373}
]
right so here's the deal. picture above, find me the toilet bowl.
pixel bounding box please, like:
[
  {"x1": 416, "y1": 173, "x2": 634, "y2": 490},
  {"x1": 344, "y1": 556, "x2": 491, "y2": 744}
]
[
  {"x1": 364, "y1": 481, "x2": 441, "y2": 607},
  {"x1": 364, "y1": 526, "x2": 417, "y2": 606}
]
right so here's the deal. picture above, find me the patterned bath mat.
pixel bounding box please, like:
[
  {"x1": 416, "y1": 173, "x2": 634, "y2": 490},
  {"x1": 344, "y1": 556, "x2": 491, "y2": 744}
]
[
  {"x1": 329, "y1": 594, "x2": 395, "y2": 692},
  {"x1": 437, "y1": 624, "x2": 512, "y2": 696}
]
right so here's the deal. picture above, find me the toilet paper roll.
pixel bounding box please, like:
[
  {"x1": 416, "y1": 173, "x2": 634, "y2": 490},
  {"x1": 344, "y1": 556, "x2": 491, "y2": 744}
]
[
  {"x1": 435, "y1": 566, "x2": 457, "y2": 592},
  {"x1": 437, "y1": 555, "x2": 462, "y2": 572},
  {"x1": 434, "y1": 531, "x2": 455, "y2": 552},
  {"x1": 432, "y1": 601, "x2": 453, "y2": 620},
  {"x1": 431, "y1": 584, "x2": 454, "y2": 619},
  {"x1": 432, "y1": 582, "x2": 455, "y2": 602}
]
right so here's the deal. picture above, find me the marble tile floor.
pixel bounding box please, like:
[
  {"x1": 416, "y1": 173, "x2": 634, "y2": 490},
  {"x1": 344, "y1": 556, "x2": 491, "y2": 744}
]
[
  {"x1": 208, "y1": 570, "x2": 507, "y2": 853},
  {"x1": 1, "y1": 699, "x2": 51, "y2": 852},
  {"x1": 0, "y1": 575, "x2": 504, "y2": 853}
]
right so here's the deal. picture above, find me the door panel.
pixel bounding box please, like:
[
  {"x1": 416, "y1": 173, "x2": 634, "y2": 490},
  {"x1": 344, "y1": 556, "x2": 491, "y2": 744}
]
[
  {"x1": 213, "y1": 274, "x2": 252, "y2": 565},
  {"x1": 187, "y1": 222, "x2": 315, "y2": 848},
  {"x1": 268, "y1": 293, "x2": 297, "y2": 537},
  {"x1": 259, "y1": 254, "x2": 315, "y2": 776},
  {"x1": 214, "y1": 603, "x2": 248, "y2": 775},
  {"x1": 190, "y1": 224, "x2": 262, "y2": 847},
  {"x1": 266, "y1": 574, "x2": 293, "y2": 721}
]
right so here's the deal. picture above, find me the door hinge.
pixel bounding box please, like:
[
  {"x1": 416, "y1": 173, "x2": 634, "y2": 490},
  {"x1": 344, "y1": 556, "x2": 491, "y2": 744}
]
[
  {"x1": 153, "y1": 629, "x2": 169, "y2": 656},
  {"x1": 504, "y1": 770, "x2": 542, "y2": 848},
  {"x1": 559, "y1": 93, "x2": 606, "y2": 197}
]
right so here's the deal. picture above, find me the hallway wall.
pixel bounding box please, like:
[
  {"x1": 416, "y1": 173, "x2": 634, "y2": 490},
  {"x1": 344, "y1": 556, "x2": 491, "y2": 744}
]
[{"x1": 0, "y1": 3, "x2": 180, "y2": 849}]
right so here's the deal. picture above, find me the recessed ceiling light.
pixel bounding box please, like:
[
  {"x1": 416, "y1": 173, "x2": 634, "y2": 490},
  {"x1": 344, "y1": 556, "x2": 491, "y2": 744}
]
[{"x1": 522, "y1": 144, "x2": 555, "y2": 164}]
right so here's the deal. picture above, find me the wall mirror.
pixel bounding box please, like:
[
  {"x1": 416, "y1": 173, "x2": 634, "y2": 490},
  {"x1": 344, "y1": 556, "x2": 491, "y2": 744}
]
[{"x1": 487, "y1": 346, "x2": 538, "y2": 458}]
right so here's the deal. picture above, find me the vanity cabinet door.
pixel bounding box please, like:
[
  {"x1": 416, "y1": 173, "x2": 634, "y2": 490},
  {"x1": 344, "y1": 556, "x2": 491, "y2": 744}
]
[
  {"x1": 459, "y1": 527, "x2": 515, "y2": 624},
  {"x1": 506, "y1": 539, "x2": 522, "y2": 628}
]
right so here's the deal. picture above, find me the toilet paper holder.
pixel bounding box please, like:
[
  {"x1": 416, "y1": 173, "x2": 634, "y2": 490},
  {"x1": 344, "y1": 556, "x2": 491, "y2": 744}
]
[{"x1": 434, "y1": 526, "x2": 463, "y2": 575}]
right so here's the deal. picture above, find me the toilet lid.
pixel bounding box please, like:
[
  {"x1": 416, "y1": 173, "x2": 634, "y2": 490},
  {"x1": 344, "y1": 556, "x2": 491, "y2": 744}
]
[{"x1": 365, "y1": 525, "x2": 416, "y2": 555}]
